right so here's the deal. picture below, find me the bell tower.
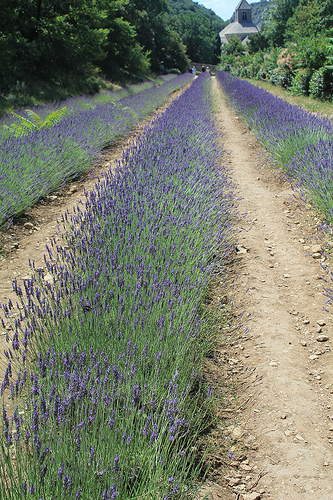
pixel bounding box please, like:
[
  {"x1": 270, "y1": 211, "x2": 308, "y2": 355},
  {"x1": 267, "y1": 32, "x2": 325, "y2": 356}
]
[{"x1": 235, "y1": 0, "x2": 252, "y2": 23}]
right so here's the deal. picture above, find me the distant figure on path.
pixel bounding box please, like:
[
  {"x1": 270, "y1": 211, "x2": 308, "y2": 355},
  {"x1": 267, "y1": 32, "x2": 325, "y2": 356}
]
[{"x1": 202, "y1": 66, "x2": 206, "y2": 72}]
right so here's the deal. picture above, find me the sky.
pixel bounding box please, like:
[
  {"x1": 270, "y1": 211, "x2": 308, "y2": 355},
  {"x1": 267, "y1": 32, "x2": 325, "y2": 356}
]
[{"x1": 198, "y1": 0, "x2": 252, "y2": 21}]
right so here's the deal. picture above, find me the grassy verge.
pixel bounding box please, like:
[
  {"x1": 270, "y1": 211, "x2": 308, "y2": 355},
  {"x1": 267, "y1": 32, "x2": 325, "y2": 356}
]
[
  {"x1": 0, "y1": 72, "x2": 169, "y2": 117},
  {"x1": 0, "y1": 75, "x2": 178, "y2": 133},
  {"x1": 244, "y1": 78, "x2": 333, "y2": 117},
  {"x1": 0, "y1": 73, "x2": 235, "y2": 499}
]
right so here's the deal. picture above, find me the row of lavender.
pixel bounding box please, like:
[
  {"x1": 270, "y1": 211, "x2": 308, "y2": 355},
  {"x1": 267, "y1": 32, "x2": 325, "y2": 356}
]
[
  {"x1": 0, "y1": 74, "x2": 192, "y2": 228},
  {"x1": 0, "y1": 73, "x2": 234, "y2": 498},
  {"x1": 217, "y1": 72, "x2": 333, "y2": 222},
  {"x1": 0, "y1": 75, "x2": 177, "y2": 130}
]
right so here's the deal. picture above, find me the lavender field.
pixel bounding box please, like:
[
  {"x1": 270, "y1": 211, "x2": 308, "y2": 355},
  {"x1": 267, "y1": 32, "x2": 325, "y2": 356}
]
[
  {"x1": 3, "y1": 61, "x2": 333, "y2": 500},
  {"x1": 0, "y1": 73, "x2": 235, "y2": 498},
  {"x1": 0, "y1": 75, "x2": 178, "y2": 131},
  {"x1": 217, "y1": 71, "x2": 333, "y2": 223},
  {"x1": 0, "y1": 74, "x2": 191, "y2": 229}
]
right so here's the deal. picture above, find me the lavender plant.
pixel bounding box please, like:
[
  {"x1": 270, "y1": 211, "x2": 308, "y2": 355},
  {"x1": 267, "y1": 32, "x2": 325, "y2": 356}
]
[
  {"x1": 0, "y1": 73, "x2": 234, "y2": 499},
  {"x1": 0, "y1": 75, "x2": 177, "y2": 134},
  {"x1": 0, "y1": 74, "x2": 192, "y2": 228},
  {"x1": 217, "y1": 71, "x2": 333, "y2": 222}
]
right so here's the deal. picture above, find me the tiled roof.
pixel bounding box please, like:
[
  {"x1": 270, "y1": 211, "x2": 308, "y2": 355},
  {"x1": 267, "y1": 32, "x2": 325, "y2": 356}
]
[{"x1": 220, "y1": 21, "x2": 258, "y2": 37}]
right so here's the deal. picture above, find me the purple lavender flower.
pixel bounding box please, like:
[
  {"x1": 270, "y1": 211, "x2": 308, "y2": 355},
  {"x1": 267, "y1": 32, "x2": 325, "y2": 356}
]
[{"x1": 0, "y1": 72, "x2": 236, "y2": 499}]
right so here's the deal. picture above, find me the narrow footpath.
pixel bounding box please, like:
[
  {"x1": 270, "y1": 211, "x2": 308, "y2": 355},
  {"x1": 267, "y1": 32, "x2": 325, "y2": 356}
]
[{"x1": 211, "y1": 76, "x2": 333, "y2": 499}]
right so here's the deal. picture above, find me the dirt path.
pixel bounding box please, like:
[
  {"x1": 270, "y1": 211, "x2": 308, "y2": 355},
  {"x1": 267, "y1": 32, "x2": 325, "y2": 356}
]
[
  {"x1": 1, "y1": 77, "x2": 333, "y2": 499},
  {"x1": 211, "y1": 76, "x2": 333, "y2": 499}
]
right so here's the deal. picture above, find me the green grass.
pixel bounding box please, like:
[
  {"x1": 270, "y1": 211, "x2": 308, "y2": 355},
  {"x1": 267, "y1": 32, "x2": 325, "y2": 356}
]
[{"x1": 244, "y1": 78, "x2": 333, "y2": 117}]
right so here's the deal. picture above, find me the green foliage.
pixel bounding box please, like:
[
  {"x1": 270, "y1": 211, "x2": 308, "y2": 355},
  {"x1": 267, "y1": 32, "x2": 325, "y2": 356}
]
[
  {"x1": 325, "y1": 38, "x2": 333, "y2": 70},
  {"x1": 168, "y1": 6, "x2": 225, "y2": 64},
  {"x1": 270, "y1": 66, "x2": 293, "y2": 88},
  {"x1": 0, "y1": 0, "x2": 110, "y2": 91},
  {"x1": 120, "y1": 0, "x2": 191, "y2": 74},
  {"x1": 290, "y1": 68, "x2": 312, "y2": 96},
  {"x1": 247, "y1": 32, "x2": 269, "y2": 54},
  {"x1": 259, "y1": 0, "x2": 333, "y2": 49},
  {"x1": 223, "y1": 37, "x2": 245, "y2": 57},
  {"x1": 285, "y1": 0, "x2": 333, "y2": 43},
  {"x1": 219, "y1": 37, "x2": 245, "y2": 69},
  {"x1": 224, "y1": 0, "x2": 333, "y2": 100},
  {"x1": 285, "y1": 0, "x2": 322, "y2": 42},
  {"x1": 309, "y1": 67, "x2": 333, "y2": 100},
  {"x1": 261, "y1": 0, "x2": 301, "y2": 47},
  {"x1": 4, "y1": 107, "x2": 67, "y2": 136},
  {"x1": 167, "y1": 0, "x2": 226, "y2": 33},
  {"x1": 1, "y1": 0, "x2": 214, "y2": 107},
  {"x1": 294, "y1": 35, "x2": 330, "y2": 72}
]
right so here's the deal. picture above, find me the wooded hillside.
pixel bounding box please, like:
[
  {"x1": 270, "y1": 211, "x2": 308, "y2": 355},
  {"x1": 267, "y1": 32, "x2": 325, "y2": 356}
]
[{"x1": 0, "y1": 0, "x2": 225, "y2": 110}]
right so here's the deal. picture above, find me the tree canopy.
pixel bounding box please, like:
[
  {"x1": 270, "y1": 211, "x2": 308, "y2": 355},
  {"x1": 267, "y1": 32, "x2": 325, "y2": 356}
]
[{"x1": 0, "y1": 0, "x2": 225, "y2": 104}]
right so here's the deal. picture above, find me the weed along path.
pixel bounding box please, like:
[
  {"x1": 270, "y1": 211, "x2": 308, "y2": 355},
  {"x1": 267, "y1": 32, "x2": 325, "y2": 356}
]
[{"x1": 212, "y1": 76, "x2": 333, "y2": 499}]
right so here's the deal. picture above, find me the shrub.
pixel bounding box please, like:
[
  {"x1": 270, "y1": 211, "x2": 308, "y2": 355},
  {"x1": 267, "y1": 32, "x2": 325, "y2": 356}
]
[
  {"x1": 290, "y1": 68, "x2": 312, "y2": 96},
  {"x1": 166, "y1": 68, "x2": 181, "y2": 74},
  {"x1": 309, "y1": 67, "x2": 333, "y2": 100},
  {"x1": 258, "y1": 68, "x2": 267, "y2": 80},
  {"x1": 270, "y1": 66, "x2": 294, "y2": 88}
]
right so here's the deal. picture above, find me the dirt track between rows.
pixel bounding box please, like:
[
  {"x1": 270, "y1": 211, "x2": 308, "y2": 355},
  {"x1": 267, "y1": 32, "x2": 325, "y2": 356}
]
[
  {"x1": 202, "y1": 77, "x2": 333, "y2": 500},
  {"x1": 0, "y1": 76, "x2": 332, "y2": 499}
]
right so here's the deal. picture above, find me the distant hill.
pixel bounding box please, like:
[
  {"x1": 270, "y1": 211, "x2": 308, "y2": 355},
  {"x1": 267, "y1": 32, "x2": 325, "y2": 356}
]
[
  {"x1": 251, "y1": 0, "x2": 272, "y2": 26},
  {"x1": 166, "y1": 0, "x2": 228, "y2": 63},
  {"x1": 230, "y1": 0, "x2": 272, "y2": 26},
  {"x1": 167, "y1": 0, "x2": 227, "y2": 32}
]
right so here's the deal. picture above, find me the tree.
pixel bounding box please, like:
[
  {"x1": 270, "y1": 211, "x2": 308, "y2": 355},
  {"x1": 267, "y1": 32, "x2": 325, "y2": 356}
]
[
  {"x1": 124, "y1": 0, "x2": 189, "y2": 72},
  {"x1": 0, "y1": 0, "x2": 110, "y2": 92},
  {"x1": 293, "y1": 35, "x2": 330, "y2": 71},
  {"x1": 221, "y1": 36, "x2": 245, "y2": 58},
  {"x1": 285, "y1": 0, "x2": 333, "y2": 42},
  {"x1": 247, "y1": 32, "x2": 269, "y2": 54},
  {"x1": 170, "y1": 12, "x2": 218, "y2": 63},
  {"x1": 261, "y1": 0, "x2": 301, "y2": 47},
  {"x1": 100, "y1": 1, "x2": 150, "y2": 78}
]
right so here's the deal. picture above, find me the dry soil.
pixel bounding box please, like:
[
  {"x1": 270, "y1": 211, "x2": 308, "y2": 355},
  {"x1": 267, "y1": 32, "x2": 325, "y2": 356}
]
[{"x1": 200, "y1": 77, "x2": 333, "y2": 500}]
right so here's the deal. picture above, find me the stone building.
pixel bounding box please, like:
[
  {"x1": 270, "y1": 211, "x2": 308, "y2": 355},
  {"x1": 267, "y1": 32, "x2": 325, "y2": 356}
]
[{"x1": 219, "y1": 0, "x2": 259, "y2": 45}]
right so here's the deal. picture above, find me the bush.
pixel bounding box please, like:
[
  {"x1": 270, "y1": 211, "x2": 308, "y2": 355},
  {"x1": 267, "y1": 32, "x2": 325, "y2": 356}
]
[
  {"x1": 309, "y1": 68, "x2": 333, "y2": 100},
  {"x1": 290, "y1": 68, "x2": 312, "y2": 96},
  {"x1": 258, "y1": 68, "x2": 267, "y2": 80},
  {"x1": 270, "y1": 66, "x2": 294, "y2": 88}
]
